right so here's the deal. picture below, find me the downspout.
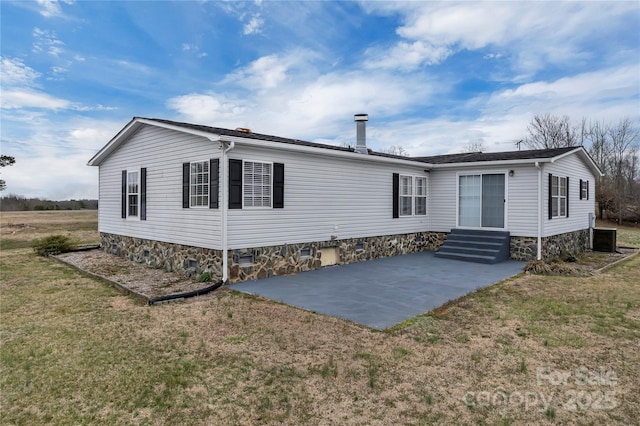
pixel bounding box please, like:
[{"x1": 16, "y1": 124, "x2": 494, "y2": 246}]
[
  {"x1": 535, "y1": 161, "x2": 543, "y2": 260},
  {"x1": 221, "y1": 141, "x2": 235, "y2": 282}
]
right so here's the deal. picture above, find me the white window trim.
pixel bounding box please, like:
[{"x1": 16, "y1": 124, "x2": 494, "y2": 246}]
[
  {"x1": 398, "y1": 174, "x2": 428, "y2": 217},
  {"x1": 455, "y1": 170, "x2": 508, "y2": 230},
  {"x1": 189, "y1": 160, "x2": 210, "y2": 208},
  {"x1": 242, "y1": 160, "x2": 273, "y2": 209},
  {"x1": 551, "y1": 175, "x2": 567, "y2": 218},
  {"x1": 126, "y1": 169, "x2": 140, "y2": 220}
]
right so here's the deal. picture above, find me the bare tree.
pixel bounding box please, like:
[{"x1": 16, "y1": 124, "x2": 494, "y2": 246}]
[
  {"x1": 524, "y1": 115, "x2": 640, "y2": 222},
  {"x1": 460, "y1": 141, "x2": 487, "y2": 153},
  {"x1": 608, "y1": 118, "x2": 639, "y2": 224},
  {"x1": 381, "y1": 145, "x2": 409, "y2": 156},
  {"x1": 524, "y1": 113, "x2": 578, "y2": 149},
  {"x1": 586, "y1": 120, "x2": 613, "y2": 219}
]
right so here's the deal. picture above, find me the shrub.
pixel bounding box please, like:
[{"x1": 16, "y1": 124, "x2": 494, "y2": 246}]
[
  {"x1": 197, "y1": 271, "x2": 212, "y2": 283},
  {"x1": 549, "y1": 262, "x2": 578, "y2": 275},
  {"x1": 32, "y1": 235, "x2": 76, "y2": 256},
  {"x1": 524, "y1": 259, "x2": 577, "y2": 276},
  {"x1": 524, "y1": 260, "x2": 552, "y2": 275}
]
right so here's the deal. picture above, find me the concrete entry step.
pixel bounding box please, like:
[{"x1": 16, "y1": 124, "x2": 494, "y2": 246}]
[{"x1": 435, "y1": 229, "x2": 510, "y2": 264}]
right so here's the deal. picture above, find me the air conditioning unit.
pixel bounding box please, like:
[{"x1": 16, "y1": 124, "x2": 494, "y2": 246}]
[{"x1": 593, "y1": 228, "x2": 616, "y2": 252}]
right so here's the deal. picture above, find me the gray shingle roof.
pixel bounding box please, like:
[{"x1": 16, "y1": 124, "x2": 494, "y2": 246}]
[
  {"x1": 142, "y1": 117, "x2": 582, "y2": 164},
  {"x1": 145, "y1": 117, "x2": 355, "y2": 153},
  {"x1": 413, "y1": 147, "x2": 579, "y2": 164}
]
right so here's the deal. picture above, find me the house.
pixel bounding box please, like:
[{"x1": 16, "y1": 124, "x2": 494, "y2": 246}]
[{"x1": 88, "y1": 116, "x2": 603, "y2": 283}]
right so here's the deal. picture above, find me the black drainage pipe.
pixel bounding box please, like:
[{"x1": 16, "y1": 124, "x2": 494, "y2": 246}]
[{"x1": 147, "y1": 280, "x2": 225, "y2": 305}]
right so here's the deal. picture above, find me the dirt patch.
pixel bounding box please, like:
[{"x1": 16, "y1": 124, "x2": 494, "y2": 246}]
[
  {"x1": 55, "y1": 249, "x2": 228, "y2": 300},
  {"x1": 565, "y1": 248, "x2": 638, "y2": 275}
]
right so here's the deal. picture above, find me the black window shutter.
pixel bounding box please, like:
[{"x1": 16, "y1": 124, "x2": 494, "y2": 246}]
[
  {"x1": 140, "y1": 168, "x2": 147, "y2": 220},
  {"x1": 121, "y1": 170, "x2": 127, "y2": 218},
  {"x1": 566, "y1": 176, "x2": 569, "y2": 217},
  {"x1": 209, "y1": 159, "x2": 219, "y2": 209},
  {"x1": 182, "y1": 163, "x2": 190, "y2": 208},
  {"x1": 273, "y1": 163, "x2": 284, "y2": 209},
  {"x1": 229, "y1": 159, "x2": 243, "y2": 209},
  {"x1": 548, "y1": 173, "x2": 553, "y2": 220},
  {"x1": 579, "y1": 179, "x2": 583, "y2": 200},
  {"x1": 392, "y1": 173, "x2": 399, "y2": 219}
]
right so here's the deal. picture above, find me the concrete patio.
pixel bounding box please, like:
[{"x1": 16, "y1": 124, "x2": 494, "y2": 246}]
[{"x1": 231, "y1": 251, "x2": 524, "y2": 329}]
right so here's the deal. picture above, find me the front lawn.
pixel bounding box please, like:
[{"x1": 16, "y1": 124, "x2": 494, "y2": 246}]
[{"x1": 1, "y1": 211, "x2": 638, "y2": 424}]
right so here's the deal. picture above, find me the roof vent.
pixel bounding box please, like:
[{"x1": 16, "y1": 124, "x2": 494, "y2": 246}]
[
  {"x1": 354, "y1": 114, "x2": 368, "y2": 155},
  {"x1": 235, "y1": 127, "x2": 252, "y2": 133}
]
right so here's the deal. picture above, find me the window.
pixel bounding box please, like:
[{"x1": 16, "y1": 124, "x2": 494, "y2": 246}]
[
  {"x1": 580, "y1": 179, "x2": 589, "y2": 200},
  {"x1": 127, "y1": 171, "x2": 139, "y2": 217},
  {"x1": 244, "y1": 161, "x2": 272, "y2": 207},
  {"x1": 415, "y1": 177, "x2": 427, "y2": 215},
  {"x1": 399, "y1": 175, "x2": 413, "y2": 216},
  {"x1": 551, "y1": 175, "x2": 567, "y2": 218},
  {"x1": 398, "y1": 175, "x2": 427, "y2": 217},
  {"x1": 190, "y1": 161, "x2": 209, "y2": 207}
]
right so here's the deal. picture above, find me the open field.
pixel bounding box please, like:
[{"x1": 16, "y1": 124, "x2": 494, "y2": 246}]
[{"x1": 1, "y1": 211, "x2": 639, "y2": 424}]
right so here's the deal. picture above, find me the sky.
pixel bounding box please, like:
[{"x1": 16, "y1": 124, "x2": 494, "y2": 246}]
[{"x1": 1, "y1": 0, "x2": 639, "y2": 200}]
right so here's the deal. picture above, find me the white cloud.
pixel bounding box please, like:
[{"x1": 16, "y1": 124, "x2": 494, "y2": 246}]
[
  {"x1": 166, "y1": 93, "x2": 249, "y2": 125},
  {"x1": 1, "y1": 118, "x2": 122, "y2": 199},
  {"x1": 363, "y1": 2, "x2": 637, "y2": 74},
  {"x1": 32, "y1": 27, "x2": 65, "y2": 56},
  {"x1": 487, "y1": 65, "x2": 639, "y2": 120},
  {"x1": 2, "y1": 154, "x2": 98, "y2": 199},
  {"x1": 243, "y1": 14, "x2": 264, "y2": 35},
  {"x1": 168, "y1": 66, "x2": 438, "y2": 144},
  {"x1": 225, "y1": 54, "x2": 290, "y2": 91},
  {"x1": 181, "y1": 43, "x2": 208, "y2": 58},
  {"x1": 36, "y1": 0, "x2": 73, "y2": 18},
  {"x1": 365, "y1": 40, "x2": 451, "y2": 71},
  {"x1": 0, "y1": 89, "x2": 115, "y2": 112},
  {"x1": 1, "y1": 89, "x2": 71, "y2": 110},
  {"x1": 0, "y1": 57, "x2": 41, "y2": 86}
]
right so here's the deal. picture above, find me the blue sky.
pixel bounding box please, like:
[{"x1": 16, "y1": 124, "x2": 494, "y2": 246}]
[{"x1": 1, "y1": 0, "x2": 638, "y2": 199}]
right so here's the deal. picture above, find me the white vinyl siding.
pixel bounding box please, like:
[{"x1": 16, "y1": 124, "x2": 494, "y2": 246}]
[
  {"x1": 544, "y1": 155, "x2": 596, "y2": 237},
  {"x1": 431, "y1": 165, "x2": 538, "y2": 237},
  {"x1": 243, "y1": 161, "x2": 272, "y2": 208},
  {"x1": 190, "y1": 161, "x2": 209, "y2": 207},
  {"x1": 227, "y1": 145, "x2": 429, "y2": 249},
  {"x1": 127, "y1": 171, "x2": 139, "y2": 217},
  {"x1": 98, "y1": 126, "x2": 222, "y2": 249}
]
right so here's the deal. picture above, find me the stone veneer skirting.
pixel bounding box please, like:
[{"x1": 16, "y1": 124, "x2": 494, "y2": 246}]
[
  {"x1": 510, "y1": 229, "x2": 591, "y2": 261},
  {"x1": 100, "y1": 232, "x2": 448, "y2": 283},
  {"x1": 101, "y1": 228, "x2": 591, "y2": 285},
  {"x1": 100, "y1": 233, "x2": 224, "y2": 280}
]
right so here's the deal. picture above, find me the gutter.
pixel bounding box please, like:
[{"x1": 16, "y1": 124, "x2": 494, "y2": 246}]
[
  {"x1": 535, "y1": 161, "x2": 543, "y2": 260},
  {"x1": 220, "y1": 140, "x2": 235, "y2": 282}
]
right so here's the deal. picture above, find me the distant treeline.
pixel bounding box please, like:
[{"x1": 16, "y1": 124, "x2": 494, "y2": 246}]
[{"x1": 0, "y1": 195, "x2": 98, "y2": 211}]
